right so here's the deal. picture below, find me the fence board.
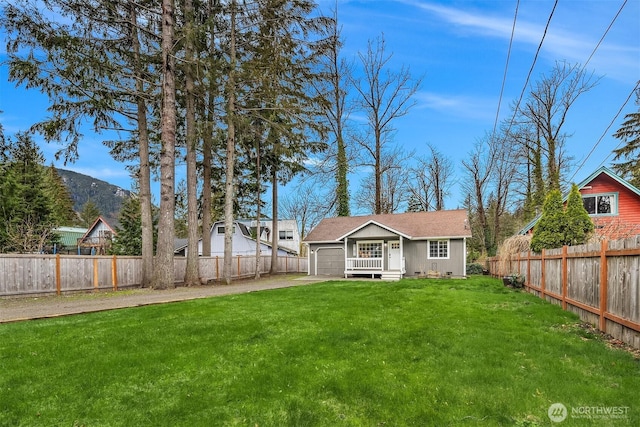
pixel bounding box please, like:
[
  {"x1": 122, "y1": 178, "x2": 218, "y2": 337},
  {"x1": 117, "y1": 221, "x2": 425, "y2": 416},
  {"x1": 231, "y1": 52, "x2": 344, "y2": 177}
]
[{"x1": 0, "y1": 254, "x2": 307, "y2": 297}]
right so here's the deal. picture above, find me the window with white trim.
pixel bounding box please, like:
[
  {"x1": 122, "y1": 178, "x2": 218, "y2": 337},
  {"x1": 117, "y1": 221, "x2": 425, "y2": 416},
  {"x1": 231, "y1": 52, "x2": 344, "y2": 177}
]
[
  {"x1": 357, "y1": 241, "x2": 383, "y2": 258},
  {"x1": 582, "y1": 193, "x2": 616, "y2": 216},
  {"x1": 428, "y1": 240, "x2": 449, "y2": 259}
]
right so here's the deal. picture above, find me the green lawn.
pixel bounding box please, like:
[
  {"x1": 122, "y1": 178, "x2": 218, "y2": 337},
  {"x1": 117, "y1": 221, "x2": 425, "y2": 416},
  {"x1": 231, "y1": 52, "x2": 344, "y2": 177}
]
[{"x1": 0, "y1": 277, "x2": 638, "y2": 426}]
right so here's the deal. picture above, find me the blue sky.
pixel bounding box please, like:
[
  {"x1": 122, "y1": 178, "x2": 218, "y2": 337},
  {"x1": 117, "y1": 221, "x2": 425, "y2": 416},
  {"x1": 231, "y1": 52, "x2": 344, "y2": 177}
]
[{"x1": 1, "y1": 0, "x2": 639, "y2": 211}]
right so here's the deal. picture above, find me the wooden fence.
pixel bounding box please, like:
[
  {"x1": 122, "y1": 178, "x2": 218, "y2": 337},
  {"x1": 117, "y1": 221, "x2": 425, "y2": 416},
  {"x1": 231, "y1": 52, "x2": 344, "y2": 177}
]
[
  {"x1": 488, "y1": 236, "x2": 640, "y2": 348},
  {"x1": 0, "y1": 254, "x2": 308, "y2": 297}
]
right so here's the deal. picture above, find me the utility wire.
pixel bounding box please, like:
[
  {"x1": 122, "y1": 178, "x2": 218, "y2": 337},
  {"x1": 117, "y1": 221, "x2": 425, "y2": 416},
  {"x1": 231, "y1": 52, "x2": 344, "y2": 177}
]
[
  {"x1": 568, "y1": 0, "x2": 629, "y2": 180},
  {"x1": 503, "y1": 0, "x2": 558, "y2": 135},
  {"x1": 490, "y1": 0, "x2": 519, "y2": 142},
  {"x1": 581, "y1": 0, "x2": 628, "y2": 71},
  {"x1": 569, "y1": 80, "x2": 640, "y2": 183}
]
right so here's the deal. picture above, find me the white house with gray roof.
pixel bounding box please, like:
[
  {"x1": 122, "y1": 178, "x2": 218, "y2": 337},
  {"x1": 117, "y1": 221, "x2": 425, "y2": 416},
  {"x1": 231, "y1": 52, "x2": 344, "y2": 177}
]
[{"x1": 303, "y1": 209, "x2": 472, "y2": 280}]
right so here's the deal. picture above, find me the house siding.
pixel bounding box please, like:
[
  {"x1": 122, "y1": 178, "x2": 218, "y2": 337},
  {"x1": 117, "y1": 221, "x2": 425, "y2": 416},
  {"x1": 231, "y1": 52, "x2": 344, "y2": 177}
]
[
  {"x1": 349, "y1": 224, "x2": 397, "y2": 239},
  {"x1": 581, "y1": 174, "x2": 640, "y2": 224},
  {"x1": 403, "y1": 239, "x2": 465, "y2": 277}
]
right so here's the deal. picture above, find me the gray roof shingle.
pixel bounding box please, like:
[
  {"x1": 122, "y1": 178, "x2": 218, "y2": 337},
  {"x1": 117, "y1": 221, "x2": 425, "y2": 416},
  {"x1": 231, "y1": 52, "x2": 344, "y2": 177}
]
[{"x1": 304, "y1": 209, "x2": 471, "y2": 242}]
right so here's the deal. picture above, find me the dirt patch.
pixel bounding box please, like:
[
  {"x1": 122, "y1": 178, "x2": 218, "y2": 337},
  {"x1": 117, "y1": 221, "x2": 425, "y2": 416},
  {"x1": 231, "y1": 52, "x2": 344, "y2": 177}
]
[{"x1": 576, "y1": 322, "x2": 640, "y2": 359}]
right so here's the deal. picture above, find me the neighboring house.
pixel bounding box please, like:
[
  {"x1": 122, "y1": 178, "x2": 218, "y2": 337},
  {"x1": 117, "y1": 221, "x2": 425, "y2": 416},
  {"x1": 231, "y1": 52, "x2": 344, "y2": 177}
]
[
  {"x1": 78, "y1": 216, "x2": 116, "y2": 255},
  {"x1": 303, "y1": 209, "x2": 472, "y2": 280},
  {"x1": 519, "y1": 166, "x2": 640, "y2": 240},
  {"x1": 237, "y1": 218, "x2": 301, "y2": 255},
  {"x1": 53, "y1": 226, "x2": 88, "y2": 254},
  {"x1": 176, "y1": 220, "x2": 298, "y2": 257}
]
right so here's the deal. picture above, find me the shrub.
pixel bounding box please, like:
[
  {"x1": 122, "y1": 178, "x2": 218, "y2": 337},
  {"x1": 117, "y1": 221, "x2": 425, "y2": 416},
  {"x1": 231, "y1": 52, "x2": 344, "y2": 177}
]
[{"x1": 466, "y1": 263, "x2": 485, "y2": 275}]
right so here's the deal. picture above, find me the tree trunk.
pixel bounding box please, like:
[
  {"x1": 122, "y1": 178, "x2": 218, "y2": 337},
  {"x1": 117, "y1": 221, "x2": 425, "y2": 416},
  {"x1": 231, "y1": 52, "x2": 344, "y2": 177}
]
[
  {"x1": 129, "y1": 2, "x2": 154, "y2": 288},
  {"x1": 270, "y1": 167, "x2": 278, "y2": 275},
  {"x1": 201, "y1": 0, "x2": 216, "y2": 259},
  {"x1": 183, "y1": 0, "x2": 201, "y2": 286},
  {"x1": 254, "y1": 141, "x2": 261, "y2": 280},
  {"x1": 153, "y1": 0, "x2": 177, "y2": 290},
  {"x1": 222, "y1": 1, "x2": 237, "y2": 285}
]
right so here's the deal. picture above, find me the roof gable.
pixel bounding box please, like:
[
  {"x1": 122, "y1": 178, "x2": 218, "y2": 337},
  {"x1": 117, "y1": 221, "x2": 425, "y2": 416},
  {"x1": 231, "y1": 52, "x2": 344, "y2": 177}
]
[
  {"x1": 338, "y1": 220, "x2": 411, "y2": 241},
  {"x1": 577, "y1": 166, "x2": 640, "y2": 197},
  {"x1": 304, "y1": 209, "x2": 471, "y2": 243},
  {"x1": 81, "y1": 216, "x2": 115, "y2": 240},
  {"x1": 518, "y1": 166, "x2": 640, "y2": 235}
]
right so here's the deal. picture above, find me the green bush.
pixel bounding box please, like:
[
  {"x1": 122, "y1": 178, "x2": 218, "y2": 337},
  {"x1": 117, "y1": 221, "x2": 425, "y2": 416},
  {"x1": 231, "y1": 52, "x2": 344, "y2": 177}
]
[{"x1": 466, "y1": 263, "x2": 485, "y2": 275}]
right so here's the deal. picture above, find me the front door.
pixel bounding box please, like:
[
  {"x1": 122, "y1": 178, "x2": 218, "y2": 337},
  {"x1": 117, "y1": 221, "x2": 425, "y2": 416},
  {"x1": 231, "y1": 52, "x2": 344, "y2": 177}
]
[{"x1": 388, "y1": 241, "x2": 401, "y2": 270}]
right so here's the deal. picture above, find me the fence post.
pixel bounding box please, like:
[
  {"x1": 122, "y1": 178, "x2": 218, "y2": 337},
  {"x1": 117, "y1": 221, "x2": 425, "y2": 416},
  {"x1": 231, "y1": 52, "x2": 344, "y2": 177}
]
[
  {"x1": 561, "y1": 245, "x2": 568, "y2": 310},
  {"x1": 93, "y1": 257, "x2": 99, "y2": 291},
  {"x1": 237, "y1": 255, "x2": 241, "y2": 277},
  {"x1": 216, "y1": 256, "x2": 219, "y2": 281},
  {"x1": 56, "y1": 254, "x2": 62, "y2": 295},
  {"x1": 599, "y1": 240, "x2": 608, "y2": 331},
  {"x1": 540, "y1": 249, "x2": 546, "y2": 299},
  {"x1": 526, "y1": 251, "x2": 531, "y2": 290},
  {"x1": 112, "y1": 255, "x2": 118, "y2": 291}
]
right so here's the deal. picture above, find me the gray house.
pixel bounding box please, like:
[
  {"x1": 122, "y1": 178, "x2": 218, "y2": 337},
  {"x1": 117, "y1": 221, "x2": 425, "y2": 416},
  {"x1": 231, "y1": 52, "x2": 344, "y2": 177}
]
[{"x1": 304, "y1": 209, "x2": 471, "y2": 280}]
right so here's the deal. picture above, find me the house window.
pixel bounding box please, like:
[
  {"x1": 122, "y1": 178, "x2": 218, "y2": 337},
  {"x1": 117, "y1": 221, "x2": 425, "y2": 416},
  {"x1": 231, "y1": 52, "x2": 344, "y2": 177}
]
[
  {"x1": 428, "y1": 240, "x2": 449, "y2": 259},
  {"x1": 217, "y1": 226, "x2": 236, "y2": 234},
  {"x1": 582, "y1": 193, "x2": 616, "y2": 215},
  {"x1": 279, "y1": 230, "x2": 294, "y2": 240},
  {"x1": 357, "y1": 241, "x2": 383, "y2": 258}
]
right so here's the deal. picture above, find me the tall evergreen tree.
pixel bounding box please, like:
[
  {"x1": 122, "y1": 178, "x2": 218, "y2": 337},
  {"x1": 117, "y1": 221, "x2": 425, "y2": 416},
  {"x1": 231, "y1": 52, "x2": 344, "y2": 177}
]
[
  {"x1": 44, "y1": 165, "x2": 77, "y2": 226},
  {"x1": 153, "y1": 0, "x2": 178, "y2": 289},
  {"x1": 0, "y1": 132, "x2": 58, "y2": 252},
  {"x1": 565, "y1": 183, "x2": 594, "y2": 246},
  {"x1": 4, "y1": 0, "x2": 161, "y2": 285},
  {"x1": 111, "y1": 195, "x2": 158, "y2": 256},
  {"x1": 79, "y1": 201, "x2": 102, "y2": 228},
  {"x1": 530, "y1": 189, "x2": 567, "y2": 253},
  {"x1": 612, "y1": 91, "x2": 640, "y2": 187}
]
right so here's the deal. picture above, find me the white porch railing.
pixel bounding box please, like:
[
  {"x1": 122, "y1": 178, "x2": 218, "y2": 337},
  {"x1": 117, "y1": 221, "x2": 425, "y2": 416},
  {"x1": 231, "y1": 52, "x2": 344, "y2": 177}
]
[{"x1": 346, "y1": 257, "x2": 383, "y2": 270}]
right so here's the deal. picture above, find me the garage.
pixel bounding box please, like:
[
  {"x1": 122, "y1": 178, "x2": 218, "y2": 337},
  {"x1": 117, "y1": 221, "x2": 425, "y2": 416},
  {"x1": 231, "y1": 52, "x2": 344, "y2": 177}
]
[{"x1": 314, "y1": 247, "x2": 345, "y2": 276}]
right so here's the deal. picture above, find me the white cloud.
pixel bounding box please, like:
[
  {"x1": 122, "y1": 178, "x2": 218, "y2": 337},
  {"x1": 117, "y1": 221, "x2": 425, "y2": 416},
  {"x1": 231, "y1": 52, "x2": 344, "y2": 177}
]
[
  {"x1": 400, "y1": 0, "x2": 639, "y2": 83},
  {"x1": 415, "y1": 91, "x2": 495, "y2": 120}
]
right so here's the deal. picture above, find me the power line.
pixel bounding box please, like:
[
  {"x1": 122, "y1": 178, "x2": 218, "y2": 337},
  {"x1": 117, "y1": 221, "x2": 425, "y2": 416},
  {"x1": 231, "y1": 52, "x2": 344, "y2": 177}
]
[
  {"x1": 569, "y1": 80, "x2": 640, "y2": 183},
  {"x1": 490, "y1": 0, "x2": 519, "y2": 142},
  {"x1": 503, "y1": 0, "x2": 558, "y2": 135},
  {"x1": 568, "y1": 0, "x2": 630, "y2": 182},
  {"x1": 581, "y1": 0, "x2": 628, "y2": 71}
]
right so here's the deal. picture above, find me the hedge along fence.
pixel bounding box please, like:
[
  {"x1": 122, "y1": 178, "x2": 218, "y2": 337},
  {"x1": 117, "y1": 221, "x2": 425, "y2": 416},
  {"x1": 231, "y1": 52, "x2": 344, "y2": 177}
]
[
  {"x1": 0, "y1": 254, "x2": 308, "y2": 297},
  {"x1": 488, "y1": 236, "x2": 640, "y2": 348}
]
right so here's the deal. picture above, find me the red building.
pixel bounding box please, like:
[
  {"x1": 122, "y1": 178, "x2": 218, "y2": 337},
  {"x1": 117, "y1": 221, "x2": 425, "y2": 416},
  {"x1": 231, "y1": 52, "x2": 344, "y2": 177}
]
[{"x1": 520, "y1": 166, "x2": 640, "y2": 240}]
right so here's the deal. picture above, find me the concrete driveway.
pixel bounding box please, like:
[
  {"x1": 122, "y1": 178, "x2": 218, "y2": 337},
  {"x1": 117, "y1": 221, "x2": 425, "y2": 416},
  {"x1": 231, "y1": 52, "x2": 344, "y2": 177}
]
[{"x1": 0, "y1": 274, "x2": 332, "y2": 323}]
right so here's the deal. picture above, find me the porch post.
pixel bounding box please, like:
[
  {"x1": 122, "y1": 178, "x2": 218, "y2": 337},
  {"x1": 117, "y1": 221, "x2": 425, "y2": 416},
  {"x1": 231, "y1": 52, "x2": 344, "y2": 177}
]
[
  {"x1": 400, "y1": 235, "x2": 404, "y2": 274},
  {"x1": 344, "y1": 237, "x2": 348, "y2": 278}
]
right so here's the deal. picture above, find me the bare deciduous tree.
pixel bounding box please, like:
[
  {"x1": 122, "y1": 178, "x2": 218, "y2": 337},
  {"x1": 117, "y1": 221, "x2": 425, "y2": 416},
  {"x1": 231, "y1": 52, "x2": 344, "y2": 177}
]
[
  {"x1": 352, "y1": 34, "x2": 422, "y2": 214},
  {"x1": 279, "y1": 183, "x2": 331, "y2": 256},
  {"x1": 353, "y1": 146, "x2": 411, "y2": 214},
  {"x1": 515, "y1": 61, "x2": 599, "y2": 192},
  {"x1": 408, "y1": 143, "x2": 454, "y2": 211}
]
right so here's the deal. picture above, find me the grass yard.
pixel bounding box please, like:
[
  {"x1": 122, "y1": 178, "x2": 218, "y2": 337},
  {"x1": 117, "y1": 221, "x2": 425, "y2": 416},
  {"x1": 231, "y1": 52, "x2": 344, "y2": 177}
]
[{"x1": 0, "y1": 277, "x2": 638, "y2": 426}]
